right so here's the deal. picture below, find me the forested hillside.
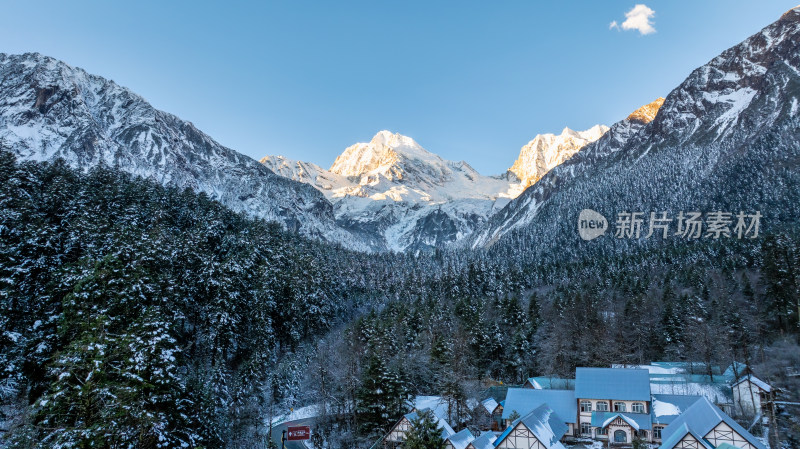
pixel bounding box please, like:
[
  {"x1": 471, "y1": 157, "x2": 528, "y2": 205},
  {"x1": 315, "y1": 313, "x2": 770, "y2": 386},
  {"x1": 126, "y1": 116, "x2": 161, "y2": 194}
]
[
  {"x1": 0, "y1": 150, "x2": 411, "y2": 447},
  {"x1": 1, "y1": 142, "x2": 799, "y2": 448}
]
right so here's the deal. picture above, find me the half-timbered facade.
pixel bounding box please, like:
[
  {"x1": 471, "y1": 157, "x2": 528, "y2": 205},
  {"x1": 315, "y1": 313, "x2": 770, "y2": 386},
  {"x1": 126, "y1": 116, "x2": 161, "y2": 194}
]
[
  {"x1": 502, "y1": 389, "x2": 577, "y2": 437},
  {"x1": 502, "y1": 367, "x2": 765, "y2": 448},
  {"x1": 495, "y1": 404, "x2": 567, "y2": 449},
  {"x1": 381, "y1": 408, "x2": 455, "y2": 448},
  {"x1": 658, "y1": 397, "x2": 767, "y2": 449},
  {"x1": 382, "y1": 413, "x2": 414, "y2": 448},
  {"x1": 496, "y1": 422, "x2": 550, "y2": 449},
  {"x1": 381, "y1": 366, "x2": 767, "y2": 449},
  {"x1": 444, "y1": 428, "x2": 475, "y2": 449}
]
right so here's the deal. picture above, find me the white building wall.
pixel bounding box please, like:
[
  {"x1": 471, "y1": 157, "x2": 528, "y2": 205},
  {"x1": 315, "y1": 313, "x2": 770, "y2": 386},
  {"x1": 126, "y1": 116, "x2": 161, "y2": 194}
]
[
  {"x1": 496, "y1": 422, "x2": 546, "y2": 449},
  {"x1": 703, "y1": 421, "x2": 759, "y2": 449},
  {"x1": 733, "y1": 380, "x2": 763, "y2": 416}
]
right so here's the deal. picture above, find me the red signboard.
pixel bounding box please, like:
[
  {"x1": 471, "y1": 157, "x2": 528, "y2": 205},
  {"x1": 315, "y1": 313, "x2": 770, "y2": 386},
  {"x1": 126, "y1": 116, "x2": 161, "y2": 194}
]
[{"x1": 287, "y1": 426, "x2": 311, "y2": 441}]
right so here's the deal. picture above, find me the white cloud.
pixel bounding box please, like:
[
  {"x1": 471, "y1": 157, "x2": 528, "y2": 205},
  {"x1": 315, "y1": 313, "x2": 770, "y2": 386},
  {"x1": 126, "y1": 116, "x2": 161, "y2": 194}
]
[
  {"x1": 621, "y1": 4, "x2": 656, "y2": 35},
  {"x1": 609, "y1": 20, "x2": 620, "y2": 31}
]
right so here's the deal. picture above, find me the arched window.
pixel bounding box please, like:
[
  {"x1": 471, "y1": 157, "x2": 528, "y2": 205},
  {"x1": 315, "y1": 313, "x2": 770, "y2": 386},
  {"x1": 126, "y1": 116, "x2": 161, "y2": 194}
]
[
  {"x1": 631, "y1": 402, "x2": 644, "y2": 413},
  {"x1": 614, "y1": 430, "x2": 627, "y2": 443},
  {"x1": 614, "y1": 402, "x2": 627, "y2": 412},
  {"x1": 580, "y1": 401, "x2": 592, "y2": 412},
  {"x1": 596, "y1": 401, "x2": 609, "y2": 411}
]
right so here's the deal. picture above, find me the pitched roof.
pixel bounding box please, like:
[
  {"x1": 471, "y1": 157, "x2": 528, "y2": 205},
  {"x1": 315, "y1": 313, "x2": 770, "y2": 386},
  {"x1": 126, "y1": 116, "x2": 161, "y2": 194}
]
[
  {"x1": 525, "y1": 376, "x2": 575, "y2": 390},
  {"x1": 495, "y1": 404, "x2": 568, "y2": 449},
  {"x1": 467, "y1": 432, "x2": 496, "y2": 449},
  {"x1": 575, "y1": 367, "x2": 651, "y2": 401},
  {"x1": 658, "y1": 423, "x2": 713, "y2": 449},
  {"x1": 520, "y1": 404, "x2": 569, "y2": 448},
  {"x1": 651, "y1": 394, "x2": 703, "y2": 426},
  {"x1": 659, "y1": 397, "x2": 766, "y2": 449},
  {"x1": 445, "y1": 428, "x2": 475, "y2": 449},
  {"x1": 590, "y1": 411, "x2": 652, "y2": 430},
  {"x1": 502, "y1": 388, "x2": 577, "y2": 423},
  {"x1": 649, "y1": 380, "x2": 732, "y2": 405},
  {"x1": 410, "y1": 395, "x2": 450, "y2": 420},
  {"x1": 481, "y1": 397, "x2": 500, "y2": 414},
  {"x1": 732, "y1": 374, "x2": 772, "y2": 393},
  {"x1": 723, "y1": 361, "x2": 749, "y2": 380},
  {"x1": 525, "y1": 378, "x2": 543, "y2": 389}
]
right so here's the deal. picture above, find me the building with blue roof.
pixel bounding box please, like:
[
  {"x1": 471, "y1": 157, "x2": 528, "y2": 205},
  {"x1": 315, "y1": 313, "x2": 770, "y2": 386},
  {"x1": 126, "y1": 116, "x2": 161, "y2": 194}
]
[
  {"x1": 731, "y1": 374, "x2": 773, "y2": 417},
  {"x1": 650, "y1": 393, "x2": 704, "y2": 441},
  {"x1": 575, "y1": 367, "x2": 652, "y2": 444},
  {"x1": 590, "y1": 411, "x2": 652, "y2": 431},
  {"x1": 466, "y1": 432, "x2": 496, "y2": 449},
  {"x1": 659, "y1": 423, "x2": 712, "y2": 449},
  {"x1": 378, "y1": 365, "x2": 767, "y2": 449},
  {"x1": 658, "y1": 397, "x2": 767, "y2": 449},
  {"x1": 502, "y1": 389, "x2": 577, "y2": 435},
  {"x1": 380, "y1": 408, "x2": 454, "y2": 448},
  {"x1": 615, "y1": 362, "x2": 740, "y2": 416},
  {"x1": 494, "y1": 404, "x2": 568, "y2": 449},
  {"x1": 444, "y1": 428, "x2": 475, "y2": 449},
  {"x1": 523, "y1": 376, "x2": 576, "y2": 390},
  {"x1": 478, "y1": 398, "x2": 504, "y2": 431},
  {"x1": 723, "y1": 362, "x2": 750, "y2": 382},
  {"x1": 575, "y1": 367, "x2": 651, "y2": 401}
]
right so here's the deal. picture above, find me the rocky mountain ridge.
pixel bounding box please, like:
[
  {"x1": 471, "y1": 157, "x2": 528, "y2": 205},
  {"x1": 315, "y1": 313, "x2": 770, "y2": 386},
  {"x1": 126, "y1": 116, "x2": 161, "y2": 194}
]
[
  {"x1": 0, "y1": 52, "x2": 370, "y2": 249},
  {"x1": 469, "y1": 7, "x2": 800, "y2": 255}
]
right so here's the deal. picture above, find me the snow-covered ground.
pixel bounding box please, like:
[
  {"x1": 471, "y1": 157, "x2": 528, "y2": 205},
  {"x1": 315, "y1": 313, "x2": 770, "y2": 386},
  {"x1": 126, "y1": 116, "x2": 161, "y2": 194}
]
[{"x1": 270, "y1": 404, "x2": 319, "y2": 425}]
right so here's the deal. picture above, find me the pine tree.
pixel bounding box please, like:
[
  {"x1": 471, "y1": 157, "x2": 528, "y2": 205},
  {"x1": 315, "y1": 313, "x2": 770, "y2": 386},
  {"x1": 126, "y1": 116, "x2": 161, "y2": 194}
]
[
  {"x1": 355, "y1": 355, "x2": 406, "y2": 437},
  {"x1": 403, "y1": 409, "x2": 443, "y2": 449}
]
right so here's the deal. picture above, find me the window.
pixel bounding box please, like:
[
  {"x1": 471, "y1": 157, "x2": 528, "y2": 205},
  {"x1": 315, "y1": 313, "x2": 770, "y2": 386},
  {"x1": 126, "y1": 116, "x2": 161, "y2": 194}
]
[
  {"x1": 631, "y1": 402, "x2": 644, "y2": 413},
  {"x1": 614, "y1": 402, "x2": 627, "y2": 412},
  {"x1": 614, "y1": 430, "x2": 627, "y2": 443},
  {"x1": 596, "y1": 427, "x2": 608, "y2": 436},
  {"x1": 636, "y1": 430, "x2": 648, "y2": 439},
  {"x1": 580, "y1": 401, "x2": 592, "y2": 412},
  {"x1": 581, "y1": 422, "x2": 592, "y2": 435},
  {"x1": 596, "y1": 401, "x2": 609, "y2": 411},
  {"x1": 654, "y1": 427, "x2": 662, "y2": 439}
]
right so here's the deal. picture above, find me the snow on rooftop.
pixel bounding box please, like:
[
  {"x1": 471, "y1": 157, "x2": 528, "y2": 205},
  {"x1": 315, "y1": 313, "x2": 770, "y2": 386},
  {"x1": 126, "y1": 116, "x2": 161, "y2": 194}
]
[
  {"x1": 601, "y1": 413, "x2": 640, "y2": 431},
  {"x1": 466, "y1": 432, "x2": 496, "y2": 449},
  {"x1": 526, "y1": 378, "x2": 544, "y2": 389},
  {"x1": 412, "y1": 395, "x2": 449, "y2": 420},
  {"x1": 612, "y1": 363, "x2": 686, "y2": 375},
  {"x1": 649, "y1": 381, "x2": 730, "y2": 404},
  {"x1": 734, "y1": 374, "x2": 772, "y2": 393},
  {"x1": 481, "y1": 397, "x2": 499, "y2": 414},
  {"x1": 652, "y1": 398, "x2": 681, "y2": 417},
  {"x1": 445, "y1": 428, "x2": 475, "y2": 449}
]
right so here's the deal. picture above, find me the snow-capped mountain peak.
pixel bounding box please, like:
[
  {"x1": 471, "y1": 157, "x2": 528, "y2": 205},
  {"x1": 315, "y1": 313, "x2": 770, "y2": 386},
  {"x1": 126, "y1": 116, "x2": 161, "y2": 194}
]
[
  {"x1": 470, "y1": 7, "x2": 800, "y2": 251},
  {"x1": 508, "y1": 124, "x2": 609, "y2": 188},
  {"x1": 329, "y1": 130, "x2": 446, "y2": 182}
]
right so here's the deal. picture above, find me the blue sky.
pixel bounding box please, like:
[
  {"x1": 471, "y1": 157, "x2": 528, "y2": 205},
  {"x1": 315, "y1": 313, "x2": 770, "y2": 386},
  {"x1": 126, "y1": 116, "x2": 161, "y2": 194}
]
[{"x1": 0, "y1": 1, "x2": 795, "y2": 174}]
